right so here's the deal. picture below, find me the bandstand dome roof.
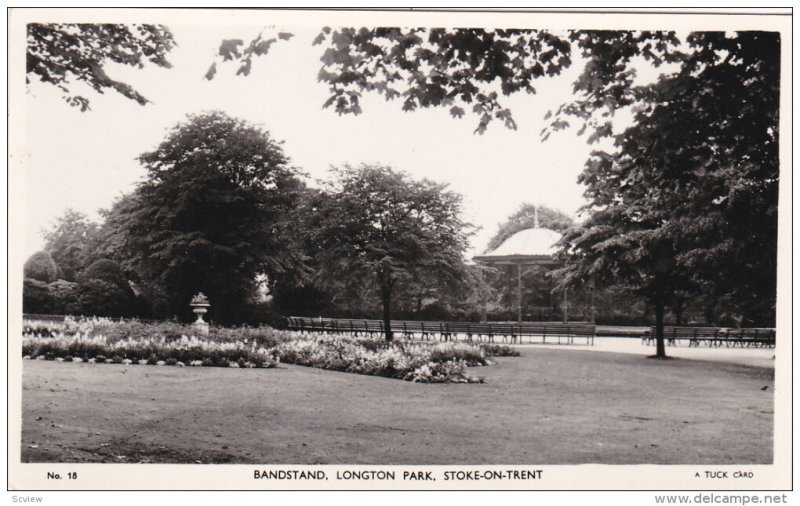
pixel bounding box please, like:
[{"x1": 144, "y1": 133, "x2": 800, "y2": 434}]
[{"x1": 474, "y1": 227, "x2": 562, "y2": 262}]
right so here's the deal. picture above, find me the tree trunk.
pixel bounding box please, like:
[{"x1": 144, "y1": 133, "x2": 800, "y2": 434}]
[
  {"x1": 381, "y1": 281, "x2": 393, "y2": 341},
  {"x1": 655, "y1": 294, "x2": 667, "y2": 359}
]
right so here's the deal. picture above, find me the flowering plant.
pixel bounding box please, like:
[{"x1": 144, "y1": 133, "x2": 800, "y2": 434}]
[
  {"x1": 21, "y1": 317, "x2": 503, "y2": 383},
  {"x1": 190, "y1": 293, "x2": 210, "y2": 305}
]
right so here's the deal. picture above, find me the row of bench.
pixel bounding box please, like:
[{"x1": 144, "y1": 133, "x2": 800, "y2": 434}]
[
  {"x1": 286, "y1": 317, "x2": 596, "y2": 345},
  {"x1": 641, "y1": 326, "x2": 776, "y2": 348}
]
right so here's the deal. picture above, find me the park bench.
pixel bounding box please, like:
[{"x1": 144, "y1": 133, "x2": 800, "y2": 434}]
[
  {"x1": 287, "y1": 317, "x2": 596, "y2": 345},
  {"x1": 642, "y1": 326, "x2": 720, "y2": 347},
  {"x1": 641, "y1": 326, "x2": 776, "y2": 348},
  {"x1": 287, "y1": 316, "x2": 341, "y2": 334},
  {"x1": 392, "y1": 320, "x2": 436, "y2": 340},
  {"x1": 515, "y1": 322, "x2": 596, "y2": 345},
  {"x1": 439, "y1": 322, "x2": 492, "y2": 342},
  {"x1": 441, "y1": 321, "x2": 595, "y2": 345},
  {"x1": 719, "y1": 328, "x2": 776, "y2": 348}
]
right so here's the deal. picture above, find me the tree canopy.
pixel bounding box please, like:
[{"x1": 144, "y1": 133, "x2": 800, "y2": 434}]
[
  {"x1": 26, "y1": 23, "x2": 175, "y2": 111},
  {"x1": 115, "y1": 111, "x2": 306, "y2": 322},
  {"x1": 43, "y1": 209, "x2": 98, "y2": 281},
  {"x1": 553, "y1": 31, "x2": 779, "y2": 356},
  {"x1": 309, "y1": 164, "x2": 471, "y2": 340}
]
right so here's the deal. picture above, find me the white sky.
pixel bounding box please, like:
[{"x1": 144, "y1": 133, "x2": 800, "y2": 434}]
[{"x1": 23, "y1": 24, "x2": 620, "y2": 258}]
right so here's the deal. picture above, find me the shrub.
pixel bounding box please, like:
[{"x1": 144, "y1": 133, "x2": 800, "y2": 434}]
[
  {"x1": 48, "y1": 280, "x2": 80, "y2": 314},
  {"x1": 75, "y1": 278, "x2": 136, "y2": 317},
  {"x1": 23, "y1": 278, "x2": 55, "y2": 314},
  {"x1": 80, "y1": 259, "x2": 128, "y2": 288},
  {"x1": 481, "y1": 344, "x2": 521, "y2": 357},
  {"x1": 23, "y1": 251, "x2": 59, "y2": 283},
  {"x1": 429, "y1": 342, "x2": 489, "y2": 366}
]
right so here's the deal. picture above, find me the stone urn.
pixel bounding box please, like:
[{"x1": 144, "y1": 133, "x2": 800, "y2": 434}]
[{"x1": 190, "y1": 292, "x2": 210, "y2": 335}]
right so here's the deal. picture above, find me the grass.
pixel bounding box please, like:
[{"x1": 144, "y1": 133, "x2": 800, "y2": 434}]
[{"x1": 21, "y1": 347, "x2": 773, "y2": 464}]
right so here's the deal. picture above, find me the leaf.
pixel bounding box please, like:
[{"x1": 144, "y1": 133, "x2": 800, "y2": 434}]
[
  {"x1": 312, "y1": 32, "x2": 327, "y2": 45},
  {"x1": 278, "y1": 32, "x2": 294, "y2": 41},
  {"x1": 204, "y1": 62, "x2": 217, "y2": 81},
  {"x1": 218, "y1": 39, "x2": 244, "y2": 61},
  {"x1": 449, "y1": 106, "x2": 465, "y2": 118}
]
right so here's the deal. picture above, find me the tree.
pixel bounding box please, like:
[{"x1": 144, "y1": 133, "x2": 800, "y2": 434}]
[
  {"x1": 43, "y1": 209, "x2": 98, "y2": 281},
  {"x1": 310, "y1": 164, "x2": 471, "y2": 340},
  {"x1": 554, "y1": 31, "x2": 779, "y2": 357},
  {"x1": 119, "y1": 111, "x2": 305, "y2": 322},
  {"x1": 23, "y1": 251, "x2": 59, "y2": 283},
  {"x1": 26, "y1": 23, "x2": 175, "y2": 111}
]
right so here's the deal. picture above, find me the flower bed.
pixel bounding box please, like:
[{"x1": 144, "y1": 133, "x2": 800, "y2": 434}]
[
  {"x1": 21, "y1": 317, "x2": 508, "y2": 383},
  {"x1": 274, "y1": 338, "x2": 486, "y2": 383}
]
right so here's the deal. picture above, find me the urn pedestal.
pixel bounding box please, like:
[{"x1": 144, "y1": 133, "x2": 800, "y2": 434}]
[{"x1": 189, "y1": 293, "x2": 211, "y2": 336}]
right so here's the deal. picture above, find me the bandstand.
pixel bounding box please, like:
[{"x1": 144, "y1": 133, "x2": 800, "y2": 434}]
[{"x1": 474, "y1": 214, "x2": 590, "y2": 323}]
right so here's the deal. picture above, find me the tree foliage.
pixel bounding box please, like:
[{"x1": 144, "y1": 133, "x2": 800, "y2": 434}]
[
  {"x1": 119, "y1": 111, "x2": 305, "y2": 322},
  {"x1": 43, "y1": 209, "x2": 98, "y2": 281},
  {"x1": 23, "y1": 251, "x2": 59, "y2": 283},
  {"x1": 47, "y1": 280, "x2": 81, "y2": 315},
  {"x1": 204, "y1": 29, "x2": 294, "y2": 80},
  {"x1": 23, "y1": 278, "x2": 54, "y2": 314},
  {"x1": 313, "y1": 27, "x2": 573, "y2": 134},
  {"x1": 310, "y1": 164, "x2": 471, "y2": 340},
  {"x1": 554, "y1": 31, "x2": 779, "y2": 356},
  {"x1": 26, "y1": 23, "x2": 175, "y2": 111}
]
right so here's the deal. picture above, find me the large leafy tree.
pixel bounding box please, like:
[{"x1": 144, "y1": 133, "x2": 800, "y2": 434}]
[
  {"x1": 26, "y1": 23, "x2": 175, "y2": 111},
  {"x1": 42, "y1": 209, "x2": 98, "y2": 281},
  {"x1": 310, "y1": 164, "x2": 471, "y2": 340},
  {"x1": 554, "y1": 31, "x2": 779, "y2": 357},
  {"x1": 118, "y1": 111, "x2": 305, "y2": 322}
]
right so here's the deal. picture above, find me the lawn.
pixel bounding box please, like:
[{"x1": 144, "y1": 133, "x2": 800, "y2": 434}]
[{"x1": 21, "y1": 347, "x2": 773, "y2": 464}]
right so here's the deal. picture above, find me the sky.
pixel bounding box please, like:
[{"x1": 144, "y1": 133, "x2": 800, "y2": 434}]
[{"x1": 22, "y1": 22, "x2": 616, "y2": 259}]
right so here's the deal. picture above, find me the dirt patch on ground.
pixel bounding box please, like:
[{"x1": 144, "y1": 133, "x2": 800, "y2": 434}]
[{"x1": 19, "y1": 349, "x2": 773, "y2": 464}]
